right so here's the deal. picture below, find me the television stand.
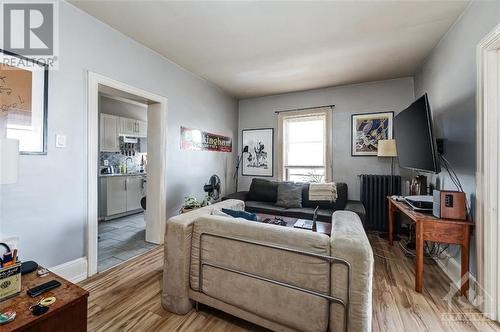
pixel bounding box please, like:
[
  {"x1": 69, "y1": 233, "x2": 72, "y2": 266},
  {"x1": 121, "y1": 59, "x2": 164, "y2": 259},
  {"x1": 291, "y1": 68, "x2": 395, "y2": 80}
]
[{"x1": 387, "y1": 196, "x2": 473, "y2": 295}]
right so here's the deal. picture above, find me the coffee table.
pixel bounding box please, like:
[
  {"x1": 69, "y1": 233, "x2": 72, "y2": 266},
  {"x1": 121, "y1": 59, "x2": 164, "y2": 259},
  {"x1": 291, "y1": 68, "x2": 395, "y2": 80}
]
[{"x1": 256, "y1": 213, "x2": 332, "y2": 236}]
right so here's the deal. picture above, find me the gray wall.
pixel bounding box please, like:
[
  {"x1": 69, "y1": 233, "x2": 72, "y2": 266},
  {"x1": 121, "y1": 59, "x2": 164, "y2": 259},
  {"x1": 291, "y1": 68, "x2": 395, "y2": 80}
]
[
  {"x1": 0, "y1": 2, "x2": 238, "y2": 268},
  {"x1": 238, "y1": 77, "x2": 415, "y2": 199},
  {"x1": 414, "y1": 1, "x2": 500, "y2": 277},
  {"x1": 99, "y1": 95, "x2": 147, "y2": 121}
]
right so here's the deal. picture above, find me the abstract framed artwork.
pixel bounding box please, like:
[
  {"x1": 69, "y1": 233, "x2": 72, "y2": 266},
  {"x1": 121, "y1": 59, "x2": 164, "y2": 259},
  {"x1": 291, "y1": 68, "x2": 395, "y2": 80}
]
[
  {"x1": 351, "y1": 111, "x2": 394, "y2": 156},
  {"x1": 0, "y1": 49, "x2": 49, "y2": 154},
  {"x1": 242, "y1": 128, "x2": 274, "y2": 177}
]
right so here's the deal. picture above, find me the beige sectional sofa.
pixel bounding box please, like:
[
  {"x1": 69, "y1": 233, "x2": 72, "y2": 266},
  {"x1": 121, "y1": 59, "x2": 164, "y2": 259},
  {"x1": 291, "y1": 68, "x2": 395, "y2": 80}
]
[{"x1": 162, "y1": 199, "x2": 373, "y2": 332}]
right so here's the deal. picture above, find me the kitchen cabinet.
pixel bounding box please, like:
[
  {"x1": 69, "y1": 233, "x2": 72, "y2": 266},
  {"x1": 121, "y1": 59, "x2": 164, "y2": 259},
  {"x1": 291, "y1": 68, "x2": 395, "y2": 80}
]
[
  {"x1": 106, "y1": 176, "x2": 127, "y2": 216},
  {"x1": 126, "y1": 176, "x2": 145, "y2": 211},
  {"x1": 100, "y1": 175, "x2": 146, "y2": 220},
  {"x1": 119, "y1": 117, "x2": 136, "y2": 136},
  {"x1": 119, "y1": 117, "x2": 147, "y2": 137},
  {"x1": 100, "y1": 114, "x2": 120, "y2": 152}
]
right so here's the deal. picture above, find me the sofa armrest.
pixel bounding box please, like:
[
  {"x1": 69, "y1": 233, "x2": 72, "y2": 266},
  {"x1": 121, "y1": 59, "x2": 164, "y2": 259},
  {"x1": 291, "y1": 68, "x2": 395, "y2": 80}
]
[
  {"x1": 161, "y1": 215, "x2": 196, "y2": 314},
  {"x1": 344, "y1": 200, "x2": 366, "y2": 224},
  {"x1": 330, "y1": 211, "x2": 373, "y2": 332},
  {"x1": 161, "y1": 199, "x2": 245, "y2": 314},
  {"x1": 222, "y1": 191, "x2": 248, "y2": 201}
]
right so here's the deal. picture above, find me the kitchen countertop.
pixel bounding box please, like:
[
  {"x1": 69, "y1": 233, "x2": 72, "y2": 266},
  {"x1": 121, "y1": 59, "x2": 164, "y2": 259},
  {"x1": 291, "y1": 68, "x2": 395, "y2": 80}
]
[{"x1": 99, "y1": 172, "x2": 147, "y2": 178}]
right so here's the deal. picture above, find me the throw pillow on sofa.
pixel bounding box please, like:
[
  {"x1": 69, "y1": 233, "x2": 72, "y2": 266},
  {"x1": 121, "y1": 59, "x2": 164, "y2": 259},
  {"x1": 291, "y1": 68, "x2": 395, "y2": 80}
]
[
  {"x1": 276, "y1": 183, "x2": 302, "y2": 208},
  {"x1": 247, "y1": 178, "x2": 278, "y2": 202},
  {"x1": 221, "y1": 208, "x2": 258, "y2": 221}
]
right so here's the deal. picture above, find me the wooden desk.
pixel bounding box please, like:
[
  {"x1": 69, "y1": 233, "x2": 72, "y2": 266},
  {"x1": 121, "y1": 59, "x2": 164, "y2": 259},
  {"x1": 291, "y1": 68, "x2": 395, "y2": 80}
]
[
  {"x1": 387, "y1": 197, "x2": 473, "y2": 295},
  {"x1": 0, "y1": 268, "x2": 88, "y2": 331}
]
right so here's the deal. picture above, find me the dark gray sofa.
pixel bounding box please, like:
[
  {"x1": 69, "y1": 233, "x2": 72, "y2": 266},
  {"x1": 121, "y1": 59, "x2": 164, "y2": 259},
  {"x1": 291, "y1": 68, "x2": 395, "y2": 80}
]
[{"x1": 222, "y1": 179, "x2": 366, "y2": 223}]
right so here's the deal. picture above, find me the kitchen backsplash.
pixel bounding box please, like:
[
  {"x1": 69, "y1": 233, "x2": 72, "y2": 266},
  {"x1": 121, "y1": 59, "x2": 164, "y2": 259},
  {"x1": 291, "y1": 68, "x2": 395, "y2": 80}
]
[
  {"x1": 100, "y1": 137, "x2": 147, "y2": 172},
  {"x1": 100, "y1": 152, "x2": 146, "y2": 172}
]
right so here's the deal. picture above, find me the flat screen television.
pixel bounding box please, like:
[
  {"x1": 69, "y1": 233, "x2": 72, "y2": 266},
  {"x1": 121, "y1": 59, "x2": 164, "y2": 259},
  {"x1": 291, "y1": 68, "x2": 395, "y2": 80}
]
[{"x1": 394, "y1": 93, "x2": 441, "y2": 173}]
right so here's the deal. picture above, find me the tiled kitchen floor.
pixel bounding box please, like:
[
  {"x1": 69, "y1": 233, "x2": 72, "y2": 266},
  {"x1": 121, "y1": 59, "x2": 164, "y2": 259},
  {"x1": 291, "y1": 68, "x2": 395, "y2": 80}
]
[{"x1": 97, "y1": 212, "x2": 158, "y2": 272}]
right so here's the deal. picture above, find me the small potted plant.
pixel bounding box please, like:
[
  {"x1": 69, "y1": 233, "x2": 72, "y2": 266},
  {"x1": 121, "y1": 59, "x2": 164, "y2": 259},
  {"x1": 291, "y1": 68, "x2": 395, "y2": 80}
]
[{"x1": 180, "y1": 195, "x2": 208, "y2": 214}]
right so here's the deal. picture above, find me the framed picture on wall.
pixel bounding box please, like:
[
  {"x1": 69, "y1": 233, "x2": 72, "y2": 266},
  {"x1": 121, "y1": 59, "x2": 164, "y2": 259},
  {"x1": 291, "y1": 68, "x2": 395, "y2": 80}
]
[
  {"x1": 242, "y1": 128, "x2": 274, "y2": 177},
  {"x1": 0, "y1": 49, "x2": 49, "y2": 154},
  {"x1": 351, "y1": 111, "x2": 394, "y2": 156}
]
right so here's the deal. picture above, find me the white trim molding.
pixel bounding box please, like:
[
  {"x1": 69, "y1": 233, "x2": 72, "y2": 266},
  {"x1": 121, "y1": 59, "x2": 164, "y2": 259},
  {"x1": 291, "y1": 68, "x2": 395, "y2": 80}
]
[
  {"x1": 476, "y1": 23, "x2": 500, "y2": 321},
  {"x1": 276, "y1": 107, "x2": 333, "y2": 182},
  {"x1": 87, "y1": 72, "x2": 168, "y2": 278},
  {"x1": 50, "y1": 257, "x2": 88, "y2": 283}
]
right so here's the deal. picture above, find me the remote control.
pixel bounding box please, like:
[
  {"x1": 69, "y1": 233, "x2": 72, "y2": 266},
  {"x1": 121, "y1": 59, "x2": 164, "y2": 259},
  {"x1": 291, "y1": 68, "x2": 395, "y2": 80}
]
[{"x1": 27, "y1": 280, "x2": 61, "y2": 297}]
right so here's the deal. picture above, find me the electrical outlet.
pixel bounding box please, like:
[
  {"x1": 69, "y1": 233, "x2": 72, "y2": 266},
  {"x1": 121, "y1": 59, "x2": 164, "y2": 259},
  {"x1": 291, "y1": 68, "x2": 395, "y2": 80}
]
[{"x1": 104, "y1": 160, "x2": 109, "y2": 166}]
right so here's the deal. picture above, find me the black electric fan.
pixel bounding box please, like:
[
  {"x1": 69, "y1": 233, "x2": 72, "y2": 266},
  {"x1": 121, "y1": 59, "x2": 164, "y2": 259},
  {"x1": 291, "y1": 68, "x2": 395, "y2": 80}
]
[{"x1": 204, "y1": 174, "x2": 221, "y2": 202}]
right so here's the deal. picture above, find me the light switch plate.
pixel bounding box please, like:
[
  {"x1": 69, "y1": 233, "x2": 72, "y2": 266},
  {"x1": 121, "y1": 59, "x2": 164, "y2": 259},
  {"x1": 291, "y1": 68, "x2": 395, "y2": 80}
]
[{"x1": 55, "y1": 134, "x2": 66, "y2": 148}]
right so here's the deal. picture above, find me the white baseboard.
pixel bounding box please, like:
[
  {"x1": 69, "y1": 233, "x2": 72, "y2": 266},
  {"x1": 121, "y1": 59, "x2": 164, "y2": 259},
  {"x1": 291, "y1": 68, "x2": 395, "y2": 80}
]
[
  {"x1": 50, "y1": 257, "x2": 88, "y2": 283},
  {"x1": 434, "y1": 250, "x2": 478, "y2": 304}
]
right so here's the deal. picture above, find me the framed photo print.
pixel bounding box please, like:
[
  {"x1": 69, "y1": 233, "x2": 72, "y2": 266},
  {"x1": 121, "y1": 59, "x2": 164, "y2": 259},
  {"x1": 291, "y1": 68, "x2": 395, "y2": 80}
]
[
  {"x1": 351, "y1": 111, "x2": 394, "y2": 156},
  {"x1": 242, "y1": 128, "x2": 274, "y2": 177},
  {"x1": 0, "y1": 49, "x2": 49, "y2": 154}
]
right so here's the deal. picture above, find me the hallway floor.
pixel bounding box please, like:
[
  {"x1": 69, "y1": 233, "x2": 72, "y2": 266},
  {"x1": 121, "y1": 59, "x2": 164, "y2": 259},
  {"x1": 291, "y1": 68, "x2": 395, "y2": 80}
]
[{"x1": 97, "y1": 212, "x2": 158, "y2": 272}]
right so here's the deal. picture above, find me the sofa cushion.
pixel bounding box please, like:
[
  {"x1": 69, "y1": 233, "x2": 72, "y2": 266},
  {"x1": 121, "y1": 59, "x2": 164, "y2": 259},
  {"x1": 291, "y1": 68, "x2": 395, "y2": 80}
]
[
  {"x1": 247, "y1": 179, "x2": 278, "y2": 203},
  {"x1": 301, "y1": 182, "x2": 348, "y2": 210},
  {"x1": 245, "y1": 201, "x2": 286, "y2": 215},
  {"x1": 276, "y1": 183, "x2": 302, "y2": 208}
]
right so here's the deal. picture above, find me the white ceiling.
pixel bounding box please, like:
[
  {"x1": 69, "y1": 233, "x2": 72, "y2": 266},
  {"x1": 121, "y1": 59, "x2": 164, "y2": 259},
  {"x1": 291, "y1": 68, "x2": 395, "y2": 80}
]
[{"x1": 71, "y1": 1, "x2": 469, "y2": 98}]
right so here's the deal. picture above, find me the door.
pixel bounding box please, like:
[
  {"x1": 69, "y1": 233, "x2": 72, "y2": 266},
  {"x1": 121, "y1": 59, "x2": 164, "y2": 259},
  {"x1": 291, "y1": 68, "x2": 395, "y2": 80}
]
[
  {"x1": 126, "y1": 176, "x2": 144, "y2": 211},
  {"x1": 106, "y1": 176, "x2": 127, "y2": 215},
  {"x1": 119, "y1": 117, "x2": 136, "y2": 136},
  {"x1": 100, "y1": 114, "x2": 119, "y2": 152}
]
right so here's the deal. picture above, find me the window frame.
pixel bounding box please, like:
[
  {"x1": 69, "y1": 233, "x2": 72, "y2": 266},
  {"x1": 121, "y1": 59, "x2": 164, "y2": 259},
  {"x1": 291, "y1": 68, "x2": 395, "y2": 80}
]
[{"x1": 277, "y1": 107, "x2": 333, "y2": 183}]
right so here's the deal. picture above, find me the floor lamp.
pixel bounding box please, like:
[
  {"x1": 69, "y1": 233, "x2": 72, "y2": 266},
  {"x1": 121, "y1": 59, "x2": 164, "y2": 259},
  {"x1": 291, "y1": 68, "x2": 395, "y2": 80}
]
[
  {"x1": 378, "y1": 139, "x2": 398, "y2": 240},
  {"x1": 377, "y1": 139, "x2": 397, "y2": 195},
  {"x1": 234, "y1": 145, "x2": 248, "y2": 192}
]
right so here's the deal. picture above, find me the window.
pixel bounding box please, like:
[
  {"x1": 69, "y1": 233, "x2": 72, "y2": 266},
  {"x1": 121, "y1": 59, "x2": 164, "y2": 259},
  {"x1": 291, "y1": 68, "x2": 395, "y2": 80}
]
[{"x1": 278, "y1": 108, "x2": 332, "y2": 183}]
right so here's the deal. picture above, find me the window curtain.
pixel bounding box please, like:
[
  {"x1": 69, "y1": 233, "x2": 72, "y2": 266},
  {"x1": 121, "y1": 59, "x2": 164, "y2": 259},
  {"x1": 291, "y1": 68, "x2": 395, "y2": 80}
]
[{"x1": 276, "y1": 106, "x2": 333, "y2": 182}]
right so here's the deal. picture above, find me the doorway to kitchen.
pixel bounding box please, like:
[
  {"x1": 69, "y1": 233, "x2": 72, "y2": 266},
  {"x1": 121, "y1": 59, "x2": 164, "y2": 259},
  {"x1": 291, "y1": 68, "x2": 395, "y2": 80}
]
[
  {"x1": 97, "y1": 87, "x2": 152, "y2": 272},
  {"x1": 87, "y1": 72, "x2": 168, "y2": 277}
]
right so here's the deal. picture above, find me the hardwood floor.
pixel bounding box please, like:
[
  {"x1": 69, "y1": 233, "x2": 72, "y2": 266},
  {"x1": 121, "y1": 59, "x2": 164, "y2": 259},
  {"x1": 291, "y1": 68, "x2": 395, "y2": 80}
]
[{"x1": 80, "y1": 235, "x2": 500, "y2": 332}]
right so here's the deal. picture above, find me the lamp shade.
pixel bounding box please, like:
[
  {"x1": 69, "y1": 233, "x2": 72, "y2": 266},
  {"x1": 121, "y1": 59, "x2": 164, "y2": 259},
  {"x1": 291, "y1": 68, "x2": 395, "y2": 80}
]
[
  {"x1": 377, "y1": 139, "x2": 397, "y2": 157},
  {"x1": 0, "y1": 138, "x2": 19, "y2": 184}
]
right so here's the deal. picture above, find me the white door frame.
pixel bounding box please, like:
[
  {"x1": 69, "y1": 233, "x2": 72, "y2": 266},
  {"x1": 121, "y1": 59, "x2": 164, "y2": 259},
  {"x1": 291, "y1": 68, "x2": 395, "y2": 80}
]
[
  {"x1": 475, "y1": 23, "x2": 500, "y2": 320},
  {"x1": 87, "y1": 72, "x2": 168, "y2": 277}
]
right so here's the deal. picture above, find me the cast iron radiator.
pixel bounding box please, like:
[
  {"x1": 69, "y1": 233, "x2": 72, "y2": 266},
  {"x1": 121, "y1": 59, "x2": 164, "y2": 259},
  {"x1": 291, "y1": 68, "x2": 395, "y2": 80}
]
[{"x1": 359, "y1": 174, "x2": 401, "y2": 231}]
